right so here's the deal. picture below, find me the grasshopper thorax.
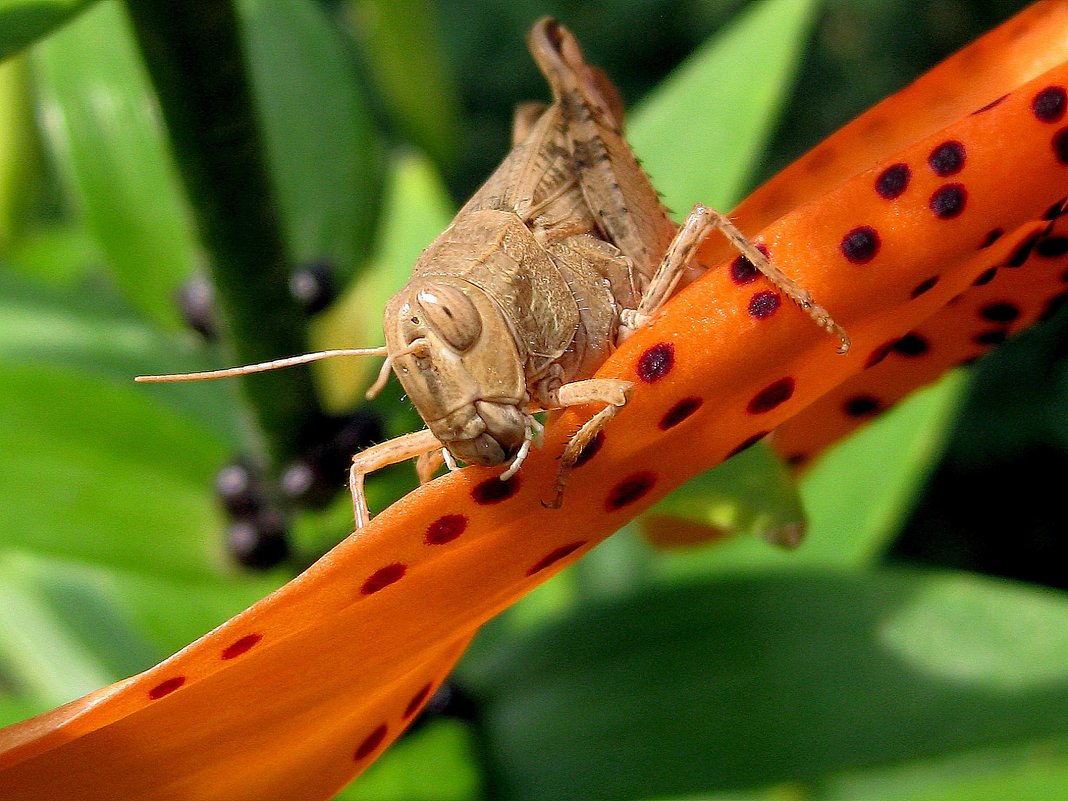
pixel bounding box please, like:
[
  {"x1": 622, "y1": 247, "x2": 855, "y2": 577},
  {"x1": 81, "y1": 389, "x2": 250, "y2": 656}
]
[{"x1": 384, "y1": 276, "x2": 531, "y2": 467}]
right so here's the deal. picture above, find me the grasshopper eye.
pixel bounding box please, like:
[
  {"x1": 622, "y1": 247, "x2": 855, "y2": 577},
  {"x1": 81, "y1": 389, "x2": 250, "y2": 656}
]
[{"x1": 417, "y1": 284, "x2": 482, "y2": 351}]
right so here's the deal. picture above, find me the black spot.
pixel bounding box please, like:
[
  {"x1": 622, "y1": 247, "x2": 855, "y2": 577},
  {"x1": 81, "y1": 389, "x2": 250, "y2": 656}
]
[
  {"x1": 973, "y1": 328, "x2": 1008, "y2": 346},
  {"x1": 1032, "y1": 85, "x2": 1067, "y2": 123},
  {"x1": 929, "y1": 184, "x2": 967, "y2": 219},
  {"x1": 928, "y1": 141, "x2": 966, "y2": 176},
  {"x1": 980, "y1": 302, "x2": 1020, "y2": 323},
  {"x1": 1006, "y1": 231, "x2": 1042, "y2": 267},
  {"x1": 979, "y1": 228, "x2": 1004, "y2": 249},
  {"x1": 843, "y1": 395, "x2": 881, "y2": 417},
  {"x1": 659, "y1": 397, "x2": 703, "y2": 430},
  {"x1": 1037, "y1": 236, "x2": 1068, "y2": 258},
  {"x1": 910, "y1": 276, "x2": 939, "y2": 298},
  {"x1": 875, "y1": 163, "x2": 910, "y2": 199},
  {"x1": 1053, "y1": 127, "x2": 1068, "y2": 165},
  {"x1": 841, "y1": 226, "x2": 881, "y2": 264},
  {"x1": 747, "y1": 377, "x2": 795, "y2": 414},
  {"x1": 893, "y1": 333, "x2": 930, "y2": 357},
  {"x1": 973, "y1": 267, "x2": 998, "y2": 286},
  {"x1": 971, "y1": 94, "x2": 1007, "y2": 115}
]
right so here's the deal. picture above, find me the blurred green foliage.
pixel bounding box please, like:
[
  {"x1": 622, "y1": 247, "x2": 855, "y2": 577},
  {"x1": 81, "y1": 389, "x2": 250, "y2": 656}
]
[{"x1": 2, "y1": 0, "x2": 1066, "y2": 800}]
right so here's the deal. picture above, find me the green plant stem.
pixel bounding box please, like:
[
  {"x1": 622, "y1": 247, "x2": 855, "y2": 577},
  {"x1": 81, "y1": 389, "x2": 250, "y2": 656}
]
[{"x1": 122, "y1": 0, "x2": 321, "y2": 466}]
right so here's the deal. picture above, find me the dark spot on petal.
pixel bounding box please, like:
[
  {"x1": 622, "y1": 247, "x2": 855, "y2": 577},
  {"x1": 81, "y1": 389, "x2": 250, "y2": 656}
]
[
  {"x1": 425, "y1": 514, "x2": 467, "y2": 545},
  {"x1": 841, "y1": 225, "x2": 881, "y2": 264},
  {"x1": 403, "y1": 684, "x2": 434, "y2": 719},
  {"x1": 875, "y1": 163, "x2": 910, "y2": 199},
  {"x1": 148, "y1": 676, "x2": 185, "y2": 700},
  {"x1": 605, "y1": 472, "x2": 657, "y2": 511},
  {"x1": 526, "y1": 541, "x2": 587, "y2": 576},
  {"x1": 637, "y1": 343, "x2": 675, "y2": 382},
  {"x1": 1006, "y1": 231, "x2": 1042, "y2": 267},
  {"x1": 844, "y1": 395, "x2": 881, "y2": 417},
  {"x1": 910, "y1": 276, "x2": 939, "y2": 298},
  {"x1": 930, "y1": 184, "x2": 967, "y2": 219},
  {"x1": 865, "y1": 340, "x2": 897, "y2": 368},
  {"x1": 979, "y1": 228, "x2": 1004, "y2": 249},
  {"x1": 748, "y1": 290, "x2": 781, "y2": 319},
  {"x1": 354, "y1": 724, "x2": 388, "y2": 760},
  {"x1": 221, "y1": 633, "x2": 262, "y2": 660},
  {"x1": 730, "y1": 244, "x2": 770, "y2": 284},
  {"x1": 573, "y1": 430, "x2": 605, "y2": 468},
  {"x1": 928, "y1": 141, "x2": 966, "y2": 176},
  {"x1": 1053, "y1": 127, "x2": 1068, "y2": 164},
  {"x1": 980, "y1": 302, "x2": 1020, "y2": 323},
  {"x1": 973, "y1": 328, "x2": 1008, "y2": 346},
  {"x1": 360, "y1": 563, "x2": 407, "y2": 595},
  {"x1": 1043, "y1": 197, "x2": 1068, "y2": 220},
  {"x1": 1041, "y1": 290, "x2": 1068, "y2": 321},
  {"x1": 1037, "y1": 236, "x2": 1068, "y2": 258},
  {"x1": 1033, "y1": 85, "x2": 1067, "y2": 123},
  {"x1": 973, "y1": 267, "x2": 998, "y2": 286},
  {"x1": 893, "y1": 333, "x2": 930, "y2": 356},
  {"x1": 726, "y1": 431, "x2": 769, "y2": 458},
  {"x1": 472, "y1": 475, "x2": 520, "y2": 505},
  {"x1": 659, "y1": 397, "x2": 704, "y2": 430},
  {"x1": 972, "y1": 94, "x2": 1007, "y2": 115},
  {"x1": 785, "y1": 452, "x2": 809, "y2": 468},
  {"x1": 747, "y1": 377, "x2": 795, "y2": 414}
]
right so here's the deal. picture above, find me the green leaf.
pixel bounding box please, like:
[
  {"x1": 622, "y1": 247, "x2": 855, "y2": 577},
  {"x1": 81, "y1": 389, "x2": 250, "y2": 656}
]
[
  {"x1": 0, "y1": 0, "x2": 94, "y2": 60},
  {"x1": 641, "y1": 442, "x2": 805, "y2": 550},
  {"x1": 462, "y1": 569, "x2": 1068, "y2": 801},
  {"x1": 0, "y1": 363, "x2": 233, "y2": 578},
  {"x1": 31, "y1": 0, "x2": 199, "y2": 327},
  {"x1": 345, "y1": 0, "x2": 461, "y2": 167},
  {"x1": 239, "y1": 0, "x2": 383, "y2": 281},
  {"x1": 629, "y1": 0, "x2": 820, "y2": 213},
  {"x1": 0, "y1": 56, "x2": 38, "y2": 249}
]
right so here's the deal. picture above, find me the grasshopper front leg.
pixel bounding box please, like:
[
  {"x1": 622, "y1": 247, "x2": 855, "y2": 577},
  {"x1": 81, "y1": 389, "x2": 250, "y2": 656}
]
[
  {"x1": 349, "y1": 429, "x2": 443, "y2": 529},
  {"x1": 540, "y1": 378, "x2": 634, "y2": 508}
]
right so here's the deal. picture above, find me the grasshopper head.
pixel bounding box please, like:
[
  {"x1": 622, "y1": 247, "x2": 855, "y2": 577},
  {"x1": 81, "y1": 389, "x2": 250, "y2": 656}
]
[{"x1": 384, "y1": 277, "x2": 530, "y2": 466}]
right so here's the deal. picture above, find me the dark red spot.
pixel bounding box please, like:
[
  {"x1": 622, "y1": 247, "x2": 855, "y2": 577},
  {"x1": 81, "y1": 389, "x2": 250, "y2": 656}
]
[
  {"x1": 1033, "y1": 86, "x2": 1067, "y2": 123},
  {"x1": 973, "y1": 329, "x2": 1008, "y2": 346},
  {"x1": 726, "y1": 431, "x2": 769, "y2": 458},
  {"x1": 1006, "y1": 231, "x2": 1042, "y2": 267},
  {"x1": 979, "y1": 228, "x2": 1003, "y2": 249},
  {"x1": 747, "y1": 377, "x2": 795, "y2": 414},
  {"x1": 605, "y1": 472, "x2": 657, "y2": 511},
  {"x1": 1037, "y1": 236, "x2": 1068, "y2": 258},
  {"x1": 910, "y1": 276, "x2": 939, "y2": 298},
  {"x1": 972, "y1": 93, "x2": 1007, "y2": 115},
  {"x1": 875, "y1": 163, "x2": 910, "y2": 199},
  {"x1": 748, "y1": 290, "x2": 780, "y2": 319},
  {"x1": 928, "y1": 141, "x2": 966, "y2": 176},
  {"x1": 973, "y1": 267, "x2": 998, "y2": 286},
  {"x1": 471, "y1": 475, "x2": 520, "y2": 505},
  {"x1": 844, "y1": 395, "x2": 881, "y2": 417},
  {"x1": 1053, "y1": 127, "x2": 1068, "y2": 164},
  {"x1": 148, "y1": 676, "x2": 185, "y2": 700},
  {"x1": 930, "y1": 184, "x2": 967, "y2": 219},
  {"x1": 730, "y1": 244, "x2": 769, "y2": 284},
  {"x1": 892, "y1": 333, "x2": 930, "y2": 357},
  {"x1": 1061, "y1": 267, "x2": 1068, "y2": 283},
  {"x1": 841, "y1": 226, "x2": 881, "y2": 264},
  {"x1": 865, "y1": 340, "x2": 896, "y2": 368},
  {"x1": 573, "y1": 431, "x2": 604, "y2": 468},
  {"x1": 425, "y1": 514, "x2": 467, "y2": 545},
  {"x1": 1042, "y1": 290, "x2": 1068, "y2": 320},
  {"x1": 221, "y1": 633, "x2": 262, "y2": 660},
  {"x1": 980, "y1": 302, "x2": 1020, "y2": 323},
  {"x1": 526, "y1": 541, "x2": 587, "y2": 576},
  {"x1": 659, "y1": 397, "x2": 703, "y2": 430},
  {"x1": 360, "y1": 563, "x2": 407, "y2": 595},
  {"x1": 354, "y1": 724, "x2": 388, "y2": 760},
  {"x1": 403, "y1": 684, "x2": 434, "y2": 719},
  {"x1": 637, "y1": 343, "x2": 675, "y2": 382},
  {"x1": 1044, "y1": 197, "x2": 1068, "y2": 220},
  {"x1": 785, "y1": 452, "x2": 809, "y2": 468}
]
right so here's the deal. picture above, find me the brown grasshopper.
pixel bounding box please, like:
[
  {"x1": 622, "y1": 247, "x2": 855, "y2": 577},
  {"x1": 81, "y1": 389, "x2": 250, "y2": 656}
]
[{"x1": 140, "y1": 19, "x2": 847, "y2": 528}]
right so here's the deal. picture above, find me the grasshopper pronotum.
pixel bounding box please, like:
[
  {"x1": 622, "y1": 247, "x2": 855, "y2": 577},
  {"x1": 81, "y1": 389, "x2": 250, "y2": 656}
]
[{"x1": 139, "y1": 19, "x2": 847, "y2": 529}]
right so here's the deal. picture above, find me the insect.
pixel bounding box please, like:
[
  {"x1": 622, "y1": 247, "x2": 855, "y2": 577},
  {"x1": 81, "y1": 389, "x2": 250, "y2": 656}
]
[{"x1": 139, "y1": 18, "x2": 847, "y2": 528}]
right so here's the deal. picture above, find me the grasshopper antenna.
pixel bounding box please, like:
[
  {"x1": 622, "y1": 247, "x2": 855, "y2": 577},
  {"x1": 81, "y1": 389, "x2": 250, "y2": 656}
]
[{"x1": 134, "y1": 347, "x2": 390, "y2": 383}]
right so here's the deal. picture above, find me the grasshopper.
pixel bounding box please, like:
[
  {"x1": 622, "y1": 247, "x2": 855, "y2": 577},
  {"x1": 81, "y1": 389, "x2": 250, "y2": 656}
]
[{"x1": 140, "y1": 19, "x2": 847, "y2": 528}]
